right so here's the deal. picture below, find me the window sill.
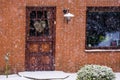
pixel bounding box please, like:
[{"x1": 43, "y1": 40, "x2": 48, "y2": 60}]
[{"x1": 85, "y1": 49, "x2": 120, "y2": 52}]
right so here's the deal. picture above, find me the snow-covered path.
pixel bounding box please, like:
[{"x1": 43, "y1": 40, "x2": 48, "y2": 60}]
[{"x1": 0, "y1": 71, "x2": 120, "y2": 80}]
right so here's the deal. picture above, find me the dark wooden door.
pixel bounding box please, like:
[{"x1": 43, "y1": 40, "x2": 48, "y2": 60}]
[{"x1": 25, "y1": 7, "x2": 56, "y2": 71}]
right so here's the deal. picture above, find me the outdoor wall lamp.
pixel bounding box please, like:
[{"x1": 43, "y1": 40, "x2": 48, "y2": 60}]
[{"x1": 63, "y1": 8, "x2": 74, "y2": 24}]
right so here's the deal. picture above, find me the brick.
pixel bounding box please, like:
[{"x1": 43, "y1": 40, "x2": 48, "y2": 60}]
[{"x1": 0, "y1": 0, "x2": 119, "y2": 74}]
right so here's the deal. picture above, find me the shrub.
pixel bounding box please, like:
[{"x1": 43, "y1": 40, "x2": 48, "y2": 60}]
[{"x1": 76, "y1": 65, "x2": 115, "y2": 80}]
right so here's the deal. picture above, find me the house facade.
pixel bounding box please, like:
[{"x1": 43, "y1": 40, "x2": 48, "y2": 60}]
[{"x1": 0, "y1": 0, "x2": 120, "y2": 74}]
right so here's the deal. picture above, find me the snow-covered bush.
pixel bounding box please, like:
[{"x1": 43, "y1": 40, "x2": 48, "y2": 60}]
[{"x1": 76, "y1": 65, "x2": 115, "y2": 80}]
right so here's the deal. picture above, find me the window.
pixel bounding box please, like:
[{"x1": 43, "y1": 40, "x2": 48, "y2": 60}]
[
  {"x1": 26, "y1": 7, "x2": 56, "y2": 37},
  {"x1": 86, "y1": 7, "x2": 120, "y2": 50}
]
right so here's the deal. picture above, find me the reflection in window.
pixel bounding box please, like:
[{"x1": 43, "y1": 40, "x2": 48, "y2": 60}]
[{"x1": 86, "y1": 7, "x2": 120, "y2": 49}]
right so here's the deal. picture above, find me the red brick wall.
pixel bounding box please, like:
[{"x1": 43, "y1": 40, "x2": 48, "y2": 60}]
[
  {"x1": 0, "y1": 0, "x2": 26, "y2": 74},
  {"x1": 0, "y1": 0, "x2": 120, "y2": 73}
]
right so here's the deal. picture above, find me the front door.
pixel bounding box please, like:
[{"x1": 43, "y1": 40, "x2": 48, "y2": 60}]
[{"x1": 25, "y1": 7, "x2": 56, "y2": 71}]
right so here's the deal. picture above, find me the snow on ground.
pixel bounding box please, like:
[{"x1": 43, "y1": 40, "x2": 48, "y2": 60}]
[
  {"x1": 18, "y1": 71, "x2": 69, "y2": 79},
  {"x1": 65, "y1": 73, "x2": 120, "y2": 80},
  {"x1": 0, "y1": 74, "x2": 31, "y2": 80},
  {"x1": 115, "y1": 73, "x2": 120, "y2": 80},
  {"x1": 0, "y1": 71, "x2": 120, "y2": 80}
]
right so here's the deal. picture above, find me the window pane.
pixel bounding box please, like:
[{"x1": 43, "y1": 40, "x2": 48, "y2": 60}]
[
  {"x1": 29, "y1": 10, "x2": 50, "y2": 37},
  {"x1": 30, "y1": 19, "x2": 35, "y2": 36},
  {"x1": 37, "y1": 11, "x2": 43, "y2": 18},
  {"x1": 30, "y1": 11, "x2": 36, "y2": 19},
  {"x1": 86, "y1": 7, "x2": 120, "y2": 49}
]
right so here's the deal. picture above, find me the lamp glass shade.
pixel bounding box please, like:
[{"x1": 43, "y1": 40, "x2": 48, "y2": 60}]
[{"x1": 64, "y1": 13, "x2": 74, "y2": 18}]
